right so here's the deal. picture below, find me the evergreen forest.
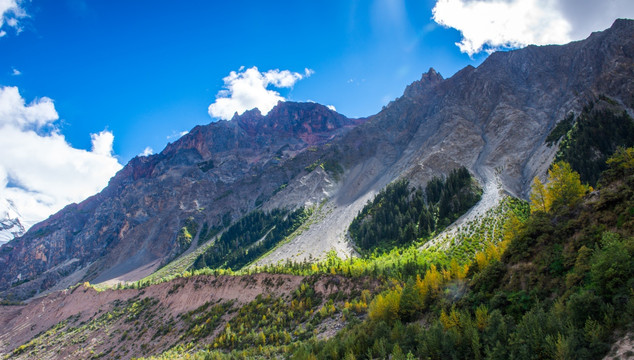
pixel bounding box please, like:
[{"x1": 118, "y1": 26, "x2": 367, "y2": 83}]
[
  {"x1": 349, "y1": 167, "x2": 482, "y2": 253},
  {"x1": 192, "y1": 207, "x2": 311, "y2": 271}
]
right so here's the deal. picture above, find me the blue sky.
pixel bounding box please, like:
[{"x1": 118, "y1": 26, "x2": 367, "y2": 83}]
[
  {"x1": 1, "y1": 0, "x2": 488, "y2": 161},
  {"x1": 1, "y1": 0, "x2": 632, "y2": 237}
]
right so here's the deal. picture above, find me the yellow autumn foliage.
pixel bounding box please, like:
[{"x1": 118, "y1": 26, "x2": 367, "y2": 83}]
[
  {"x1": 368, "y1": 285, "x2": 402, "y2": 323},
  {"x1": 530, "y1": 161, "x2": 589, "y2": 213}
]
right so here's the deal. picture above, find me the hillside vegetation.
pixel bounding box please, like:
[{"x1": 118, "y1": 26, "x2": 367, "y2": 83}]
[
  {"x1": 192, "y1": 208, "x2": 312, "y2": 272},
  {"x1": 276, "y1": 147, "x2": 633, "y2": 360},
  {"x1": 123, "y1": 147, "x2": 632, "y2": 360},
  {"x1": 349, "y1": 167, "x2": 482, "y2": 253},
  {"x1": 547, "y1": 96, "x2": 634, "y2": 186},
  {"x1": 5, "y1": 148, "x2": 633, "y2": 360}
]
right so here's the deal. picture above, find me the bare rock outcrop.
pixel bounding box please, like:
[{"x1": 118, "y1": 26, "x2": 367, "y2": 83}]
[{"x1": 1, "y1": 19, "x2": 634, "y2": 299}]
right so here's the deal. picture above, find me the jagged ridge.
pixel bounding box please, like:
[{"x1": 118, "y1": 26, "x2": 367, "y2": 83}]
[{"x1": 1, "y1": 19, "x2": 634, "y2": 301}]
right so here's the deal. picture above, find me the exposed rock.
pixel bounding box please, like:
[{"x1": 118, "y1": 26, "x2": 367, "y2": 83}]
[
  {"x1": 403, "y1": 67, "x2": 444, "y2": 99},
  {"x1": 255, "y1": 18, "x2": 634, "y2": 264},
  {"x1": 1, "y1": 19, "x2": 634, "y2": 299},
  {"x1": 0, "y1": 102, "x2": 362, "y2": 299}
]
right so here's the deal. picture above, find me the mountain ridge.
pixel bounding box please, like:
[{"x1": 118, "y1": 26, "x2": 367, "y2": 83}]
[{"x1": 1, "y1": 19, "x2": 634, "y2": 300}]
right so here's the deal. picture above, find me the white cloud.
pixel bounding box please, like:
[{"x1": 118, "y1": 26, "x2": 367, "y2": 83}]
[
  {"x1": 432, "y1": 0, "x2": 634, "y2": 56},
  {"x1": 166, "y1": 130, "x2": 188, "y2": 141},
  {"x1": 0, "y1": 86, "x2": 123, "y2": 233},
  {"x1": 0, "y1": 86, "x2": 57, "y2": 129},
  {"x1": 11, "y1": 68, "x2": 20, "y2": 76},
  {"x1": 0, "y1": 0, "x2": 26, "y2": 37},
  {"x1": 208, "y1": 66, "x2": 313, "y2": 120},
  {"x1": 139, "y1": 146, "x2": 153, "y2": 156},
  {"x1": 91, "y1": 130, "x2": 115, "y2": 156}
]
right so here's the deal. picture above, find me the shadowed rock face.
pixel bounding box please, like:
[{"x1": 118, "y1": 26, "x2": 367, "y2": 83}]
[
  {"x1": 0, "y1": 101, "x2": 363, "y2": 299},
  {"x1": 2, "y1": 19, "x2": 634, "y2": 300}
]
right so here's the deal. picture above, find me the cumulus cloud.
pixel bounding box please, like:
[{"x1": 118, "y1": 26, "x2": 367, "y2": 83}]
[
  {"x1": 432, "y1": 0, "x2": 634, "y2": 56},
  {"x1": 0, "y1": 0, "x2": 26, "y2": 37},
  {"x1": 0, "y1": 86, "x2": 57, "y2": 129},
  {"x1": 208, "y1": 66, "x2": 313, "y2": 120},
  {"x1": 556, "y1": 0, "x2": 634, "y2": 39},
  {"x1": 0, "y1": 86, "x2": 123, "y2": 232},
  {"x1": 139, "y1": 146, "x2": 153, "y2": 157},
  {"x1": 11, "y1": 68, "x2": 21, "y2": 76},
  {"x1": 91, "y1": 130, "x2": 115, "y2": 156}
]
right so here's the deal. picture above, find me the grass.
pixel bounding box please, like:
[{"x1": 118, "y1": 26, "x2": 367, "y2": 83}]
[
  {"x1": 431, "y1": 196, "x2": 529, "y2": 264},
  {"x1": 139, "y1": 234, "x2": 219, "y2": 285}
]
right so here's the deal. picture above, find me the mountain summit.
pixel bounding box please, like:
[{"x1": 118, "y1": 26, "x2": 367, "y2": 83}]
[
  {"x1": 0, "y1": 199, "x2": 25, "y2": 245},
  {"x1": 1, "y1": 19, "x2": 634, "y2": 300},
  {"x1": 403, "y1": 67, "x2": 444, "y2": 99}
]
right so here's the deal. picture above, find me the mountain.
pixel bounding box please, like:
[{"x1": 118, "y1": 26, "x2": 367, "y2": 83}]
[
  {"x1": 0, "y1": 101, "x2": 363, "y2": 299},
  {"x1": 0, "y1": 199, "x2": 25, "y2": 245},
  {"x1": 1, "y1": 19, "x2": 634, "y2": 302}
]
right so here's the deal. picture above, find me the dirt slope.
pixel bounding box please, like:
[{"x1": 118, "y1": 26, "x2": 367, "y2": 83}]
[{"x1": 0, "y1": 273, "x2": 368, "y2": 359}]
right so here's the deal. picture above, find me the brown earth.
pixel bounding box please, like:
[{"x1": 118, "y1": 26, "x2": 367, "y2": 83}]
[{"x1": 0, "y1": 273, "x2": 372, "y2": 359}]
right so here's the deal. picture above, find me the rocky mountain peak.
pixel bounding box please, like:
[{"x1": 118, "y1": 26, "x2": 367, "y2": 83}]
[
  {"x1": 234, "y1": 101, "x2": 354, "y2": 137},
  {"x1": 606, "y1": 18, "x2": 633, "y2": 33},
  {"x1": 403, "y1": 67, "x2": 444, "y2": 99},
  {"x1": 161, "y1": 101, "x2": 358, "y2": 162},
  {"x1": 0, "y1": 199, "x2": 25, "y2": 245}
]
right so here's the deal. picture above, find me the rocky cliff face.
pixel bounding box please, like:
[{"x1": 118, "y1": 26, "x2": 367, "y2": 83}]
[
  {"x1": 1, "y1": 19, "x2": 634, "y2": 300},
  {"x1": 0, "y1": 102, "x2": 362, "y2": 299},
  {"x1": 251, "y1": 18, "x2": 634, "y2": 265}
]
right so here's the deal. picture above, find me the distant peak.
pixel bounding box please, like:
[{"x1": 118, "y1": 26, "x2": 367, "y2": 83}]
[
  {"x1": 230, "y1": 107, "x2": 263, "y2": 122},
  {"x1": 421, "y1": 68, "x2": 443, "y2": 82},
  {"x1": 403, "y1": 68, "x2": 444, "y2": 99},
  {"x1": 232, "y1": 101, "x2": 338, "y2": 124},
  {"x1": 225, "y1": 100, "x2": 353, "y2": 137},
  {"x1": 586, "y1": 18, "x2": 634, "y2": 40},
  {"x1": 612, "y1": 18, "x2": 633, "y2": 28}
]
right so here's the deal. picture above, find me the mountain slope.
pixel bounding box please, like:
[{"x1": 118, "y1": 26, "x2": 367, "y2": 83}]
[
  {"x1": 0, "y1": 102, "x2": 363, "y2": 299},
  {"x1": 3, "y1": 147, "x2": 631, "y2": 360},
  {"x1": 1, "y1": 19, "x2": 634, "y2": 300},
  {"x1": 256, "y1": 18, "x2": 634, "y2": 265}
]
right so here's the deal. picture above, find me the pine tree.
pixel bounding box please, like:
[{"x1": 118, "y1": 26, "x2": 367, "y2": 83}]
[
  {"x1": 391, "y1": 344, "x2": 406, "y2": 360},
  {"x1": 399, "y1": 278, "x2": 421, "y2": 321}
]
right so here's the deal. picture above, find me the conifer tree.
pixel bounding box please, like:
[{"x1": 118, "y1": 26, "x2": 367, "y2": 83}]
[{"x1": 399, "y1": 278, "x2": 421, "y2": 321}]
